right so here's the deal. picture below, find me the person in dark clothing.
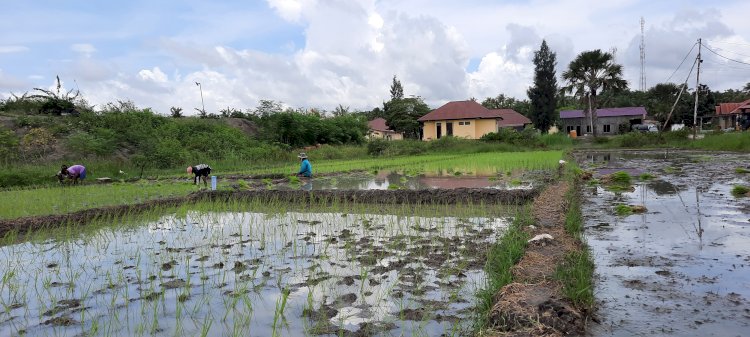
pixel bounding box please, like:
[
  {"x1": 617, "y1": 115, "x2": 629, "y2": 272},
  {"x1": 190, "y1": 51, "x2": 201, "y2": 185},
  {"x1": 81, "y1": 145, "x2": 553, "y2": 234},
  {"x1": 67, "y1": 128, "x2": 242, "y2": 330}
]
[{"x1": 187, "y1": 164, "x2": 211, "y2": 187}]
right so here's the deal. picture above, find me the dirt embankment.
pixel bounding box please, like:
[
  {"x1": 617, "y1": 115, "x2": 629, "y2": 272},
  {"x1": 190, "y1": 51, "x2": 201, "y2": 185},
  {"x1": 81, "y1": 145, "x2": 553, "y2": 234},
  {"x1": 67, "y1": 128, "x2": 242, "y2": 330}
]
[
  {"x1": 484, "y1": 181, "x2": 588, "y2": 337},
  {"x1": 0, "y1": 188, "x2": 539, "y2": 238}
]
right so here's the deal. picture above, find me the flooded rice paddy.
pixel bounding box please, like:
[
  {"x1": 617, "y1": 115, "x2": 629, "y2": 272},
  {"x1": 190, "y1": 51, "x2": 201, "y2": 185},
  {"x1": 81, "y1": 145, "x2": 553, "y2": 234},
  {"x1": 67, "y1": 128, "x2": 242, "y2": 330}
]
[
  {"x1": 0, "y1": 208, "x2": 511, "y2": 336},
  {"x1": 271, "y1": 169, "x2": 539, "y2": 191},
  {"x1": 578, "y1": 150, "x2": 750, "y2": 336}
]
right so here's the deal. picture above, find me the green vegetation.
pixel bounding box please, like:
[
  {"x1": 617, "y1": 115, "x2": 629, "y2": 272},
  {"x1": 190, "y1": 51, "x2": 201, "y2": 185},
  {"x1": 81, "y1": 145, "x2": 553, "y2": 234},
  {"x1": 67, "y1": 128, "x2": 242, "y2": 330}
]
[
  {"x1": 604, "y1": 171, "x2": 633, "y2": 192},
  {"x1": 557, "y1": 161, "x2": 594, "y2": 308},
  {"x1": 0, "y1": 181, "x2": 198, "y2": 219},
  {"x1": 475, "y1": 210, "x2": 531, "y2": 330},
  {"x1": 736, "y1": 167, "x2": 750, "y2": 174},
  {"x1": 614, "y1": 204, "x2": 633, "y2": 216},
  {"x1": 527, "y1": 40, "x2": 557, "y2": 133},
  {"x1": 638, "y1": 173, "x2": 655, "y2": 180},
  {"x1": 731, "y1": 185, "x2": 749, "y2": 198}
]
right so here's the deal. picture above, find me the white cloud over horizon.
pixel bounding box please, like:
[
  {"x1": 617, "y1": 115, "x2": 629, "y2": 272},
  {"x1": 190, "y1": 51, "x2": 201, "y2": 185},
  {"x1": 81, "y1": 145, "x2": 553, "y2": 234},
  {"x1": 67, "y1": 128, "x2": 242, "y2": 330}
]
[{"x1": 1, "y1": 0, "x2": 750, "y2": 115}]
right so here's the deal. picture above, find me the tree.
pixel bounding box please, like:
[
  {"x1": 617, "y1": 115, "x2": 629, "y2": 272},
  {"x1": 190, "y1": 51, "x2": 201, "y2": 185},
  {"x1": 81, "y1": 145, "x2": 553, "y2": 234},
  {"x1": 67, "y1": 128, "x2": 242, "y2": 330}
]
[
  {"x1": 527, "y1": 40, "x2": 558, "y2": 133},
  {"x1": 170, "y1": 106, "x2": 183, "y2": 118},
  {"x1": 29, "y1": 75, "x2": 79, "y2": 115},
  {"x1": 390, "y1": 75, "x2": 404, "y2": 100},
  {"x1": 562, "y1": 49, "x2": 628, "y2": 136},
  {"x1": 481, "y1": 94, "x2": 531, "y2": 117},
  {"x1": 744, "y1": 82, "x2": 750, "y2": 94},
  {"x1": 384, "y1": 97, "x2": 430, "y2": 139}
]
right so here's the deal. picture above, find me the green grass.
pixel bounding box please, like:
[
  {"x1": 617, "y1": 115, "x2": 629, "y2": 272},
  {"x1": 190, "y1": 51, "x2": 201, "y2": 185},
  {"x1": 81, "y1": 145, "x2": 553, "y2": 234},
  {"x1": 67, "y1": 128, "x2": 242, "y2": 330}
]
[
  {"x1": 639, "y1": 173, "x2": 655, "y2": 180},
  {"x1": 0, "y1": 181, "x2": 198, "y2": 219},
  {"x1": 731, "y1": 185, "x2": 749, "y2": 198},
  {"x1": 736, "y1": 167, "x2": 750, "y2": 174},
  {"x1": 475, "y1": 210, "x2": 531, "y2": 331},
  {"x1": 614, "y1": 204, "x2": 633, "y2": 216},
  {"x1": 235, "y1": 151, "x2": 563, "y2": 177},
  {"x1": 0, "y1": 150, "x2": 563, "y2": 220},
  {"x1": 557, "y1": 162, "x2": 594, "y2": 309}
]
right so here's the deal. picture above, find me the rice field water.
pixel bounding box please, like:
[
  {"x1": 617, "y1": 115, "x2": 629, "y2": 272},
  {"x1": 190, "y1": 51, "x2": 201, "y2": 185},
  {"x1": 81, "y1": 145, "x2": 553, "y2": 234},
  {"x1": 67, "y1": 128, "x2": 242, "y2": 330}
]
[{"x1": 0, "y1": 201, "x2": 516, "y2": 337}]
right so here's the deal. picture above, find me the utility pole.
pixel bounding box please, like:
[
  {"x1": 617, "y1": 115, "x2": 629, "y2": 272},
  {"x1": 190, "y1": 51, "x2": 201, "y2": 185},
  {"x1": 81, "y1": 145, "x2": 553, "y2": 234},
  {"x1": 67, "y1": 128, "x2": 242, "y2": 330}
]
[
  {"x1": 195, "y1": 82, "x2": 206, "y2": 115},
  {"x1": 639, "y1": 17, "x2": 646, "y2": 91},
  {"x1": 693, "y1": 38, "x2": 702, "y2": 139}
]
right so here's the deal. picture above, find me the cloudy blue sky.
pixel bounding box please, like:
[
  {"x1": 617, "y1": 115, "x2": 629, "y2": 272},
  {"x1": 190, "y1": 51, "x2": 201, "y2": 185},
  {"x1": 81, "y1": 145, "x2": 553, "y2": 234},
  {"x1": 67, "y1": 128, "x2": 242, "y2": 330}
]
[{"x1": 1, "y1": 0, "x2": 749, "y2": 114}]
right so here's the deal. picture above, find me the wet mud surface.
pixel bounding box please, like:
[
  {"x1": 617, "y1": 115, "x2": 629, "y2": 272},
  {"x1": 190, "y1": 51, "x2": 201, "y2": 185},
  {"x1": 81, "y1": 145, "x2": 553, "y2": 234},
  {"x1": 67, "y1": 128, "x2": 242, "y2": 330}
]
[
  {"x1": 0, "y1": 211, "x2": 511, "y2": 336},
  {"x1": 577, "y1": 150, "x2": 750, "y2": 336},
  {"x1": 0, "y1": 188, "x2": 537, "y2": 238}
]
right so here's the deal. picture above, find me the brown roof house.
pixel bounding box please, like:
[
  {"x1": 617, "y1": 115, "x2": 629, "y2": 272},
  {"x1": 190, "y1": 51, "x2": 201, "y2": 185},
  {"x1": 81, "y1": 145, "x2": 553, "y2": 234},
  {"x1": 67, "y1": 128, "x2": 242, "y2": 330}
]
[
  {"x1": 367, "y1": 118, "x2": 403, "y2": 140},
  {"x1": 715, "y1": 99, "x2": 750, "y2": 130},
  {"x1": 418, "y1": 100, "x2": 531, "y2": 140}
]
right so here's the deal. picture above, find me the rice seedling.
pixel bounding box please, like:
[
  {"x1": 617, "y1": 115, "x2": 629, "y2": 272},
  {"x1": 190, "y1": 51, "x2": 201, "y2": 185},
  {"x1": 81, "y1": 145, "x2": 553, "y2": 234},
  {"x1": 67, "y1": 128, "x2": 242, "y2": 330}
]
[
  {"x1": 0, "y1": 197, "x2": 519, "y2": 336},
  {"x1": 731, "y1": 185, "x2": 749, "y2": 198}
]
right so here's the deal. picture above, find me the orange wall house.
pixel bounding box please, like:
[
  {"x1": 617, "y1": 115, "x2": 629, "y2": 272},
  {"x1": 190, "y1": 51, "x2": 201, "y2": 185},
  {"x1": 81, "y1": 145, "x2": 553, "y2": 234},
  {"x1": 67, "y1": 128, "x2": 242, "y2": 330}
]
[
  {"x1": 419, "y1": 100, "x2": 531, "y2": 140},
  {"x1": 367, "y1": 118, "x2": 403, "y2": 140}
]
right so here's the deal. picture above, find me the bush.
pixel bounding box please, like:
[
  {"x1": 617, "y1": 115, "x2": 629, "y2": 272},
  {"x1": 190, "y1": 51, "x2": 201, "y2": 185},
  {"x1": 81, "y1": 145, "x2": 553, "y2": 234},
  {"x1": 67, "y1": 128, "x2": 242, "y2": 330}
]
[
  {"x1": 618, "y1": 132, "x2": 664, "y2": 148},
  {"x1": 367, "y1": 139, "x2": 390, "y2": 156}
]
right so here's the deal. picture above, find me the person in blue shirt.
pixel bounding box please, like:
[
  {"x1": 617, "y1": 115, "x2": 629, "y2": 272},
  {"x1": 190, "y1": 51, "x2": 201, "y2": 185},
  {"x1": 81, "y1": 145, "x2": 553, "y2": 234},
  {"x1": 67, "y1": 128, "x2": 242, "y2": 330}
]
[{"x1": 297, "y1": 152, "x2": 312, "y2": 178}]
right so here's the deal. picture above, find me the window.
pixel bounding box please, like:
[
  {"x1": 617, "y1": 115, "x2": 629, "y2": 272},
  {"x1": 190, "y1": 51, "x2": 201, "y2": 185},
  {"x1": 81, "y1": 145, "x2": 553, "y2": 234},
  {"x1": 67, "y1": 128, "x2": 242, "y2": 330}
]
[
  {"x1": 603, "y1": 124, "x2": 611, "y2": 133},
  {"x1": 566, "y1": 126, "x2": 575, "y2": 133},
  {"x1": 458, "y1": 122, "x2": 464, "y2": 125},
  {"x1": 586, "y1": 125, "x2": 591, "y2": 133},
  {"x1": 464, "y1": 121, "x2": 470, "y2": 125}
]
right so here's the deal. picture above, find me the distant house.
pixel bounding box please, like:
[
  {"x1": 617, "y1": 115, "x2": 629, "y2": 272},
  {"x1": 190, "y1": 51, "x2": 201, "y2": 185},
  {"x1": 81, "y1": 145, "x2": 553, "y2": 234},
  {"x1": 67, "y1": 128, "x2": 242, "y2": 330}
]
[
  {"x1": 715, "y1": 99, "x2": 750, "y2": 130},
  {"x1": 367, "y1": 118, "x2": 403, "y2": 140},
  {"x1": 418, "y1": 100, "x2": 531, "y2": 140},
  {"x1": 559, "y1": 107, "x2": 648, "y2": 136}
]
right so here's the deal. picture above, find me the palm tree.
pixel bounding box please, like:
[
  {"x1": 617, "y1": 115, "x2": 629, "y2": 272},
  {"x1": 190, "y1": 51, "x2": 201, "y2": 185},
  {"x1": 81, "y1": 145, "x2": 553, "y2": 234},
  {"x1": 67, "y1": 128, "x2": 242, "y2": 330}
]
[
  {"x1": 743, "y1": 82, "x2": 750, "y2": 94},
  {"x1": 562, "y1": 50, "x2": 628, "y2": 136}
]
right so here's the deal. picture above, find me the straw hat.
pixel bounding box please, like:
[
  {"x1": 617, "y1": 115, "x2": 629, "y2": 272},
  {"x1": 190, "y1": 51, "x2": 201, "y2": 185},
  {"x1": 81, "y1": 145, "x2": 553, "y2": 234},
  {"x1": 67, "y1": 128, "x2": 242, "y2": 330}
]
[{"x1": 298, "y1": 152, "x2": 308, "y2": 159}]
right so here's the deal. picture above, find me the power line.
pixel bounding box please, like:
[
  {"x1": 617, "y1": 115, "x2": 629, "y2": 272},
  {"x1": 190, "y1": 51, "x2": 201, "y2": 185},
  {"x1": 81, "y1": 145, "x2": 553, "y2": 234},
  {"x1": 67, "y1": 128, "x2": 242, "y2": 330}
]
[
  {"x1": 664, "y1": 42, "x2": 697, "y2": 83},
  {"x1": 704, "y1": 40, "x2": 750, "y2": 47},
  {"x1": 700, "y1": 42, "x2": 750, "y2": 66}
]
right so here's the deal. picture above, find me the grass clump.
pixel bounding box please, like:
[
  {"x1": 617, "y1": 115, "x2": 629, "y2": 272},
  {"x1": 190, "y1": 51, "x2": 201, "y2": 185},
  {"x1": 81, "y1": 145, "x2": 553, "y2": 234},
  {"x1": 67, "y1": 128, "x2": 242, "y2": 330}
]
[
  {"x1": 731, "y1": 185, "x2": 749, "y2": 197},
  {"x1": 735, "y1": 167, "x2": 750, "y2": 174},
  {"x1": 614, "y1": 204, "x2": 633, "y2": 216},
  {"x1": 603, "y1": 171, "x2": 633, "y2": 192},
  {"x1": 639, "y1": 173, "x2": 655, "y2": 180},
  {"x1": 555, "y1": 250, "x2": 595, "y2": 308}
]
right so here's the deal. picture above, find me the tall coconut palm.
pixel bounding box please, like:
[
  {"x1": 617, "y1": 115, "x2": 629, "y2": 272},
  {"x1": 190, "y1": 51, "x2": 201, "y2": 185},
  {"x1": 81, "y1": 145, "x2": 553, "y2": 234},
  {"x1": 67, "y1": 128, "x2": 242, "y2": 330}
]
[{"x1": 562, "y1": 50, "x2": 628, "y2": 136}]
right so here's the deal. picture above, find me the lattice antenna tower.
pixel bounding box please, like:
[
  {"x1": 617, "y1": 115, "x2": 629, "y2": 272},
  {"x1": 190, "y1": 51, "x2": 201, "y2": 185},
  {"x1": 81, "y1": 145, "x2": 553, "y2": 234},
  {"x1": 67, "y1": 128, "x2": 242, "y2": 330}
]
[{"x1": 639, "y1": 17, "x2": 646, "y2": 91}]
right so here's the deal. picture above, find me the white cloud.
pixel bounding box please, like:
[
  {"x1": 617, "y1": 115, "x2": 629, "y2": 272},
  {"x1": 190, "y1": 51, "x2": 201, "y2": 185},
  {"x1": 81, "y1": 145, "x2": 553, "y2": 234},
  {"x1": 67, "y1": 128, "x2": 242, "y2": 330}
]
[
  {"x1": 71, "y1": 43, "x2": 96, "y2": 57},
  {"x1": 0, "y1": 45, "x2": 29, "y2": 54},
  {"x1": 266, "y1": 0, "x2": 306, "y2": 22},
  {"x1": 138, "y1": 67, "x2": 168, "y2": 83}
]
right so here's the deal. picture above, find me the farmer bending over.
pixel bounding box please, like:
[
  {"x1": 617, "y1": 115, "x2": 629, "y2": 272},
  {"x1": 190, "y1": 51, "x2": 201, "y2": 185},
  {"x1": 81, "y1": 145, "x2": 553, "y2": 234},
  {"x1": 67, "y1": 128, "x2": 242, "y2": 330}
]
[
  {"x1": 297, "y1": 153, "x2": 312, "y2": 178},
  {"x1": 58, "y1": 164, "x2": 87, "y2": 185},
  {"x1": 187, "y1": 164, "x2": 212, "y2": 187}
]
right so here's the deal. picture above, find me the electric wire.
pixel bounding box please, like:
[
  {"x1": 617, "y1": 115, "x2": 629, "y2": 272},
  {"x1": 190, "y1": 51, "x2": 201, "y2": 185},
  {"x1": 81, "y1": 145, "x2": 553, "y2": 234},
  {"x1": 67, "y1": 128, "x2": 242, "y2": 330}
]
[
  {"x1": 700, "y1": 42, "x2": 750, "y2": 66},
  {"x1": 664, "y1": 42, "x2": 697, "y2": 83}
]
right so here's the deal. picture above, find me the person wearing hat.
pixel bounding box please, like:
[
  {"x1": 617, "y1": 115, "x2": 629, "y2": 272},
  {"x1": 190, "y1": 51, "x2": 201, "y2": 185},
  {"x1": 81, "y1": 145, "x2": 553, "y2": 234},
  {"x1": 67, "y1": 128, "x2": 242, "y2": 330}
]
[
  {"x1": 297, "y1": 153, "x2": 312, "y2": 178},
  {"x1": 187, "y1": 164, "x2": 212, "y2": 187}
]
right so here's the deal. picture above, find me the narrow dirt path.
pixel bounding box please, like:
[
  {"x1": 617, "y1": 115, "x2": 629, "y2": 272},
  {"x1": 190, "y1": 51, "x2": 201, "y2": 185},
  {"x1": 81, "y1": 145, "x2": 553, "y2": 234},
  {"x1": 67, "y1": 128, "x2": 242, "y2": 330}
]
[{"x1": 484, "y1": 181, "x2": 587, "y2": 337}]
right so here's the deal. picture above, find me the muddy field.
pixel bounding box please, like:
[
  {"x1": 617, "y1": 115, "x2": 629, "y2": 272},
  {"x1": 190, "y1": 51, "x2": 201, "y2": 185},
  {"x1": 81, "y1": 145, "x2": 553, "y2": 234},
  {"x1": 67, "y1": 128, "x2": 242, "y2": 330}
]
[
  {"x1": 577, "y1": 150, "x2": 750, "y2": 336},
  {"x1": 0, "y1": 209, "x2": 513, "y2": 336}
]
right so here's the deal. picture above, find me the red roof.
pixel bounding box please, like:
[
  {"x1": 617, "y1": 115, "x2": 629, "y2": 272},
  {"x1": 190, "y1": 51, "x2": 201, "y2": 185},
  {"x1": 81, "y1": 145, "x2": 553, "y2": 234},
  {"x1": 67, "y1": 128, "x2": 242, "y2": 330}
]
[
  {"x1": 494, "y1": 109, "x2": 531, "y2": 127},
  {"x1": 418, "y1": 100, "x2": 501, "y2": 121},
  {"x1": 716, "y1": 99, "x2": 750, "y2": 115},
  {"x1": 367, "y1": 118, "x2": 392, "y2": 132}
]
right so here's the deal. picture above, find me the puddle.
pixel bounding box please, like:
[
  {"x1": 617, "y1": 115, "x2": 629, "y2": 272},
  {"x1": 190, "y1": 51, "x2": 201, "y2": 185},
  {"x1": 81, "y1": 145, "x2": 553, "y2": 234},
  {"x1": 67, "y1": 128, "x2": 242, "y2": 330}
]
[
  {"x1": 0, "y1": 210, "x2": 511, "y2": 336},
  {"x1": 577, "y1": 150, "x2": 750, "y2": 336},
  {"x1": 273, "y1": 170, "x2": 538, "y2": 191}
]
